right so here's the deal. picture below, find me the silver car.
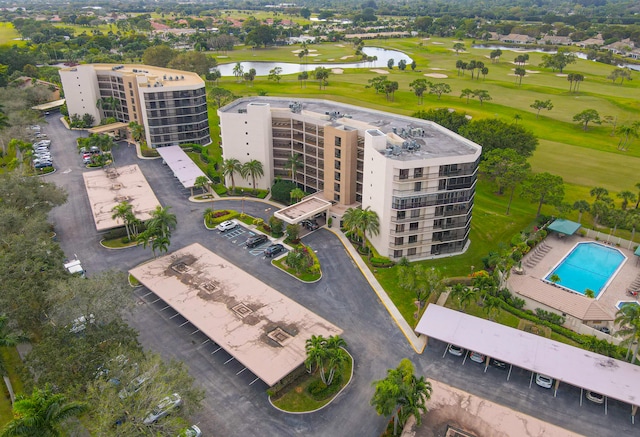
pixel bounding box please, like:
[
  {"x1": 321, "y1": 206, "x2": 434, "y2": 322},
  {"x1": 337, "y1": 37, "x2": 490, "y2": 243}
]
[{"x1": 143, "y1": 393, "x2": 182, "y2": 424}]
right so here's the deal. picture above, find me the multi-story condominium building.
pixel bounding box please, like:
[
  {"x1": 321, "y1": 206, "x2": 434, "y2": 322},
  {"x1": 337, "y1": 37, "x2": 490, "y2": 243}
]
[
  {"x1": 59, "y1": 64, "x2": 210, "y2": 148},
  {"x1": 218, "y1": 97, "x2": 482, "y2": 261}
]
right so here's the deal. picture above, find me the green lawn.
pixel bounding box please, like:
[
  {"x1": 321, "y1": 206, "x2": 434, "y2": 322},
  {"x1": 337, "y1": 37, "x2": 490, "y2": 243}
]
[{"x1": 0, "y1": 22, "x2": 22, "y2": 46}]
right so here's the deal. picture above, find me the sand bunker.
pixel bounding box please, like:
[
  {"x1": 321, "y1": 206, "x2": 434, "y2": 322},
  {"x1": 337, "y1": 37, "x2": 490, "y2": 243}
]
[
  {"x1": 340, "y1": 55, "x2": 354, "y2": 60},
  {"x1": 429, "y1": 68, "x2": 446, "y2": 71},
  {"x1": 431, "y1": 41, "x2": 443, "y2": 45},
  {"x1": 422, "y1": 37, "x2": 431, "y2": 41},
  {"x1": 526, "y1": 70, "x2": 540, "y2": 73},
  {"x1": 556, "y1": 73, "x2": 569, "y2": 77},
  {"x1": 217, "y1": 55, "x2": 228, "y2": 58},
  {"x1": 331, "y1": 69, "x2": 343, "y2": 74},
  {"x1": 334, "y1": 44, "x2": 345, "y2": 47},
  {"x1": 370, "y1": 69, "x2": 389, "y2": 75},
  {"x1": 307, "y1": 53, "x2": 320, "y2": 57},
  {"x1": 424, "y1": 73, "x2": 448, "y2": 79},
  {"x1": 448, "y1": 48, "x2": 468, "y2": 53}
]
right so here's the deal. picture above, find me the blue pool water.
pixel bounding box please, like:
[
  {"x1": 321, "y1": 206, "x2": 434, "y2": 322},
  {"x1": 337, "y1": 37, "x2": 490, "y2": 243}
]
[{"x1": 545, "y1": 242, "x2": 625, "y2": 297}]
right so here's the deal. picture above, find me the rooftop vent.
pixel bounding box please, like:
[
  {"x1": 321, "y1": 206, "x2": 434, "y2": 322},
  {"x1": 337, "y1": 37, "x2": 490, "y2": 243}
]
[
  {"x1": 267, "y1": 327, "x2": 293, "y2": 346},
  {"x1": 231, "y1": 303, "x2": 254, "y2": 318},
  {"x1": 171, "y1": 262, "x2": 191, "y2": 274},
  {"x1": 199, "y1": 281, "x2": 220, "y2": 294}
]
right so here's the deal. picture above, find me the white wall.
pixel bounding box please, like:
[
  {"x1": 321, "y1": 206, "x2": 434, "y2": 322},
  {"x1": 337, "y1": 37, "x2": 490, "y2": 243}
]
[
  {"x1": 59, "y1": 65, "x2": 101, "y2": 125},
  {"x1": 218, "y1": 103, "x2": 273, "y2": 190}
]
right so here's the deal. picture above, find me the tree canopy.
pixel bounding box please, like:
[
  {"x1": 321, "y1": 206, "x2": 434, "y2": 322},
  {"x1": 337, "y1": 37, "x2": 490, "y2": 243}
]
[{"x1": 459, "y1": 118, "x2": 538, "y2": 158}]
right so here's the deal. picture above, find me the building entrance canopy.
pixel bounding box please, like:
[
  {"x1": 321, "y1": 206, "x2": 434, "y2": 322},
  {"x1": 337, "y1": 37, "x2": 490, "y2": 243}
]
[{"x1": 274, "y1": 195, "x2": 332, "y2": 224}]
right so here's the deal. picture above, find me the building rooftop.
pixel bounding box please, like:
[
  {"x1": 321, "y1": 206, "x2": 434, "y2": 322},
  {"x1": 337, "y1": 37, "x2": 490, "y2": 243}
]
[
  {"x1": 219, "y1": 97, "x2": 481, "y2": 160},
  {"x1": 129, "y1": 243, "x2": 343, "y2": 387},
  {"x1": 60, "y1": 64, "x2": 204, "y2": 88}
]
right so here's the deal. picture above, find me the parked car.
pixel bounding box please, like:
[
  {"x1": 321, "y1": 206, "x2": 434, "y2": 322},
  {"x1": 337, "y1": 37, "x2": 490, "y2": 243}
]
[
  {"x1": 179, "y1": 425, "x2": 202, "y2": 437},
  {"x1": 34, "y1": 161, "x2": 53, "y2": 169},
  {"x1": 469, "y1": 351, "x2": 486, "y2": 364},
  {"x1": 598, "y1": 326, "x2": 611, "y2": 335},
  {"x1": 301, "y1": 219, "x2": 319, "y2": 230},
  {"x1": 490, "y1": 359, "x2": 507, "y2": 370},
  {"x1": 143, "y1": 393, "x2": 183, "y2": 424},
  {"x1": 216, "y1": 220, "x2": 237, "y2": 232},
  {"x1": 245, "y1": 234, "x2": 268, "y2": 248},
  {"x1": 264, "y1": 243, "x2": 285, "y2": 258},
  {"x1": 448, "y1": 344, "x2": 464, "y2": 357},
  {"x1": 535, "y1": 373, "x2": 553, "y2": 389},
  {"x1": 118, "y1": 372, "x2": 151, "y2": 399},
  {"x1": 586, "y1": 391, "x2": 604, "y2": 404},
  {"x1": 33, "y1": 140, "x2": 51, "y2": 147},
  {"x1": 69, "y1": 314, "x2": 95, "y2": 334}
]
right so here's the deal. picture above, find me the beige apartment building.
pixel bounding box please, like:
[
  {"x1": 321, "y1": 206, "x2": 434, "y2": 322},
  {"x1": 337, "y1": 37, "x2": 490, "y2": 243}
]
[
  {"x1": 218, "y1": 97, "x2": 482, "y2": 261},
  {"x1": 59, "y1": 64, "x2": 210, "y2": 148}
]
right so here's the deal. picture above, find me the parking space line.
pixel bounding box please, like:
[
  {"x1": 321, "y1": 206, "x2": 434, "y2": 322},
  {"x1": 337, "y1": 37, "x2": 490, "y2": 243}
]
[
  {"x1": 179, "y1": 321, "x2": 190, "y2": 327},
  {"x1": 169, "y1": 313, "x2": 180, "y2": 319},
  {"x1": 159, "y1": 305, "x2": 170, "y2": 311},
  {"x1": 190, "y1": 329, "x2": 200, "y2": 335},
  {"x1": 236, "y1": 367, "x2": 247, "y2": 376},
  {"x1": 201, "y1": 339, "x2": 210, "y2": 345},
  {"x1": 249, "y1": 377, "x2": 260, "y2": 385},
  {"x1": 142, "y1": 291, "x2": 153, "y2": 298},
  {"x1": 211, "y1": 347, "x2": 222, "y2": 354},
  {"x1": 224, "y1": 357, "x2": 235, "y2": 364},
  {"x1": 150, "y1": 298, "x2": 161, "y2": 304}
]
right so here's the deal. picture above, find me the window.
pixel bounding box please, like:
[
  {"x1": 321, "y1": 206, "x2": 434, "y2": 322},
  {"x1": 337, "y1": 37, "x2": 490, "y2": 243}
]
[
  {"x1": 407, "y1": 248, "x2": 417, "y2": 256},
  {"x1": 334, "y1": 183, "x2": 340, "y2": 192},
  {"x1": 408, "y1": 235, "x2": 417, "y2": 244},
  {"x1": 335, "y1": 137, "x2": 342, "y2": 147},
  {"x1": 393, "y1": 250, "x2": 403, "y2": 258},
  {"x1": 414, "y1": 168, "x2": 423, "y2": 178},
  {"x1": 335, "y1": 149, "x2": 341, "y2": 159},
  {"x1": 414, "y1": 182, "x2": 422, "y2": 192},
  {"x1": 395, "y1": 224, "x2": 405, "y2": 233},
  {"x1": 439, "y1": 179, "x2": 446, "y2": 190},
  {"x1": 334, "y1": 193, "x2": 340, "y2": 202},
  {"x1": 409, "y1": 222, "x2": 419, "y2": 230},
  {"x1": 395, "y1": 237, "x2": 404, "y2": 246},
  {"x1": 334, "y1": 161, "x2": 341, "y2": 170},
  {"x1": 397, "y1": 211, "x2": 406, "y2": 220},
  {"x1": 411, "y1": 209, "x2": 420, "y2": 218},
  {"x1": 334, "y1": 172, "x2": 341, "y2": 181},
  {"x1": 399, "y1": 169, "x2": 409, "y2": 180}
]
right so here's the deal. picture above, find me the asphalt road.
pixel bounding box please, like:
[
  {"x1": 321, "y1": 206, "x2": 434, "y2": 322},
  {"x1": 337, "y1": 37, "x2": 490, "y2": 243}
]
[{"x1": 42, "y1": 114, "x2": 635, "y2": 437}]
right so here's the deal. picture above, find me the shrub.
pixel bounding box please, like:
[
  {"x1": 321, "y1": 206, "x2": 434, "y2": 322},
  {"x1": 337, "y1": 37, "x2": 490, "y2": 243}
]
[
  {"x1": 307, "y1": 374, "x2": 343, "y2": 400},
  {"x1": 269, "y1": 216, "x2": 284, "y2": 236},
  {"x1": 371, "y1": 256, "x2": 394, "y2": 268},
  {"x1": 535, "y1": 308, "x2": 566, "y2": 325},
  {"x1": 271, "y1": 180, "x2": 298, "y2": 203}
]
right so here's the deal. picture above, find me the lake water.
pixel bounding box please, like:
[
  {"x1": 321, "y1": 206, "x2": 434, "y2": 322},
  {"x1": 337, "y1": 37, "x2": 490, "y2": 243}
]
[{"x1": 213, "y1": 47, "x2": 413, "y2": 76}]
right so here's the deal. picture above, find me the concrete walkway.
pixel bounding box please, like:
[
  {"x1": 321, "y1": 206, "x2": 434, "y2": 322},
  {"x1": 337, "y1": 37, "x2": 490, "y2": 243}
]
[{"x1": 327, "y1": 228, "x2": 427, "y2": 353}]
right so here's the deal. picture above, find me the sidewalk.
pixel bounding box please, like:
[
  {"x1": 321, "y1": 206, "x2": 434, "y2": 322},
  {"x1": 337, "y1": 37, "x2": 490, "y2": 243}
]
[{"x1": 328, "y1": 228, "x2": 427, "y2": 353}]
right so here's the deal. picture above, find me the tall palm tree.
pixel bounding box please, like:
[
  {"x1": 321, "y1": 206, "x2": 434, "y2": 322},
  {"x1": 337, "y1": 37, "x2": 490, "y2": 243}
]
[
  {"x1": 222, "y1": 158, "x2": 242, "y2": 193},
  {"x1": 342, "y1": 207, "x2": 363, "y2": 242},
  {"x1": 323, "y1": 336, "x2": 347, "y2": 385},
  {"x1": 194, "y1": 175, "x2": 210, "y2": 195},
  {"x1": 148, "y1": 205, "x2": 177, "y2": 239},
  {"x1": 615, "y1": 304, "x2": 640, "y2": 362},
  {"x1": 397, "y1": 374, "x2": 432, "y2": 431},
  {"x1": 232, "y1": 62, "x2": 244, "y2": 82},
  {"x1": 1, "y1": 385, "x2": 87, "y2": 437},
  {"x1": 241, "y1": 159, "x2": 264, "y2": 193},
  {"x1": 359, "y1": 207, "x2": 380, "y2": 252},
  {"x1": 572, "y1": 200, "x2": 590, "y2": 223},
  {"x1": 304, "y1": 335, "x2": 328, "y2": 375},
  {"x1": 290, "y1": 188, "x2": 305, "y2": 203},
  {"x1": 617, "y1": 190, "x2": 637, "y2": 210},
  {"x1": 285, "y1": 154, "x2": 302, "y2": 184},
  {"x1": 111, "y1": 201, "x2": 133, "y2": 241},
  {"x1": 128, "y1": 121, "x2": 145, "y2": 143}
]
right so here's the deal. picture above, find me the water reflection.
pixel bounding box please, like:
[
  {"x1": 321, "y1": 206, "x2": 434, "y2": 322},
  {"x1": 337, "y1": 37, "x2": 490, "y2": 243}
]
[{"x1": 213, "y1": 47, "x2": 413, "y2": 76}]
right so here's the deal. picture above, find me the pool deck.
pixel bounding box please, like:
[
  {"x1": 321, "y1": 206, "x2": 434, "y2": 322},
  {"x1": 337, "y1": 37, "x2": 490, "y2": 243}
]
[{"x1": 508, "y1": 234, "x2": 639, "y2": 331}]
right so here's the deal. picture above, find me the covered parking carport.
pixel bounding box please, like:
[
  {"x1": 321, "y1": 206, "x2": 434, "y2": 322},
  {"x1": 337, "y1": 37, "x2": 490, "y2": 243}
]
[
  {"x1": 416, "y1": 305, "x2": 640, "y2": 423},
  {"x1": 156, "y1": 145, "x2": 210, "y2": 196}
]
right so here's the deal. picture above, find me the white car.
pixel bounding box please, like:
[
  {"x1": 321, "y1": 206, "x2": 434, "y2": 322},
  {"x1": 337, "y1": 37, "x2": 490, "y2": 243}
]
[
  {"x1": 143, "y1": 393, "x2": 183, "y2": 424},
  {"x1": 216, "y1": 220, "x2": 237, "y2": 232},
  {"x1": 469, "y1": 351, "x2": 486, "y2": 364},
  {"x1": 535, "y1": 373, "x2": 553, "y2": 389},
  {"x1": 179, "y1": 425, "x2": 202, "y2": 437},
  {"x1": 448, "y1": 344, "x2": 464, "y2": 357},
  {"x1": 586, "y1": 391, "x2": 604, "y2": 404}
]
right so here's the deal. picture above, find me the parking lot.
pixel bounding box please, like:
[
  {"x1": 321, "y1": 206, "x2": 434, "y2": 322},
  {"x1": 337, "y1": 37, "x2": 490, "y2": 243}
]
[
  {"x1": 215, "y1": 222, "x2": 289, "y2": 259},
  {"x1": 43, "y1": 113, "x2": 636, "y2": 437}
]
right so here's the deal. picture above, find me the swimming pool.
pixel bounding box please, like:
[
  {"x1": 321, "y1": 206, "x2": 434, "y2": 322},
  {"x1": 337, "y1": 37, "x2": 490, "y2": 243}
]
[{"x1": 545, "y1": 242, "x2": 626, "y2": 298}]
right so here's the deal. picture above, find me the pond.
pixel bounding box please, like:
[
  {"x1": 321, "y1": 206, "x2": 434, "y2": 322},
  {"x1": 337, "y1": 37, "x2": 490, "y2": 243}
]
[{"x1": 213, "y1": 47, "x2": 413, "y2": 77}]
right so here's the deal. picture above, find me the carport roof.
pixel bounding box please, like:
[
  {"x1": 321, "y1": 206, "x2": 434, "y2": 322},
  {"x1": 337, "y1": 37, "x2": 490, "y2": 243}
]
[
  {"x1": 156, "y1": 145, "x2": 208, "y2": 189},
  {"x1": 416, "y1": 305, "x2": 640, "y2": 408},
  {"x1": 128, "y1": 243, "x2": 343, "y2": 387},
  {"x1": 274, "y1": 196, "x2": 332, "y2": 223},
  {"x1": 31, "y1": 99, "x2": 65, "y2": 111},
  {"x1": 82, "y1": 164, "x2": 161, "y2": 231}
]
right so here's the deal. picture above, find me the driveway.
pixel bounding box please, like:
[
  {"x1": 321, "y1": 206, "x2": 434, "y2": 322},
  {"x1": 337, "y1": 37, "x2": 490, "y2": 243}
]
[{"x1": 44, "y1": 115, "x2": 633, "y2": 437}]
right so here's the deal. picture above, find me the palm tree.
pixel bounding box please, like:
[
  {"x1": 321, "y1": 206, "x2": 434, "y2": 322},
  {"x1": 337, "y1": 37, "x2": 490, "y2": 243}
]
[
  {"x1": 614, "y1": 304, "x2": 640, "y2": 362},
  {"x1": 397, "y1": 374, "x2": 432, "y2": 431},
  {"x1": 572, "y1": 200, "x2": 590, "y2": 223},
  {"x1": 483, "y1": 296, "x2": 502, "y2": 321},
  {"x1": 342, "y1": 206, "x2": 380, "y2": 252},
  {"x1": 323, "y1": 336, "x2": 347, "y2": 385},
  {"x1": 1, "y1": 385, "x2": 87, "y2": 437},
  {"x1": 616, "y1": 125, "x2": 638, "y2": 151},
  {"x1": 304, "y1": 335, "x2": 328, "y2": 375},
  {"x1": 222, "y1": 158, "x2": 242, "y2": 193},
  {"x1": 232, "y1": 62, "x2": 244, "y2": 83},
  {"x1": 0, "y1": 315, "x2": 26, "y2": 377},
  {"x1": 241, "y1": 159, "x2": 264, "y2": 193},
  {"x1": 314, "y1": 67, "x2": 329, "y2": 89},
  {"x1": 590, "y1": 186, "x2": 609, "y2": 201},
  {"x1": 617, "y1": 190, "x2": 637, "y2": 210},
  {"x1": 128, "y1": 121, "x2": 145, "y2": 143},
  {"x1": 148, "y1": 205, "x2": 177, "y2": 239},
  {"x1": 635, "y1": 182, "x2": 640, "y2": 209},
  {"x1": 194, "y1": 175, "x2": 210, "y2": 195},
  {"x1": 285, "y1": 154, "x2": 302, "y2": 184},
  {"x1": 290, "y1": 188, "x2": 305, "y2": 203},
  {"x1": 151, "y1": 235, "x2": 170, "y2": 257},
  {"x1": 111, "y1": 201, "x2": 133, "y2": 241}
]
